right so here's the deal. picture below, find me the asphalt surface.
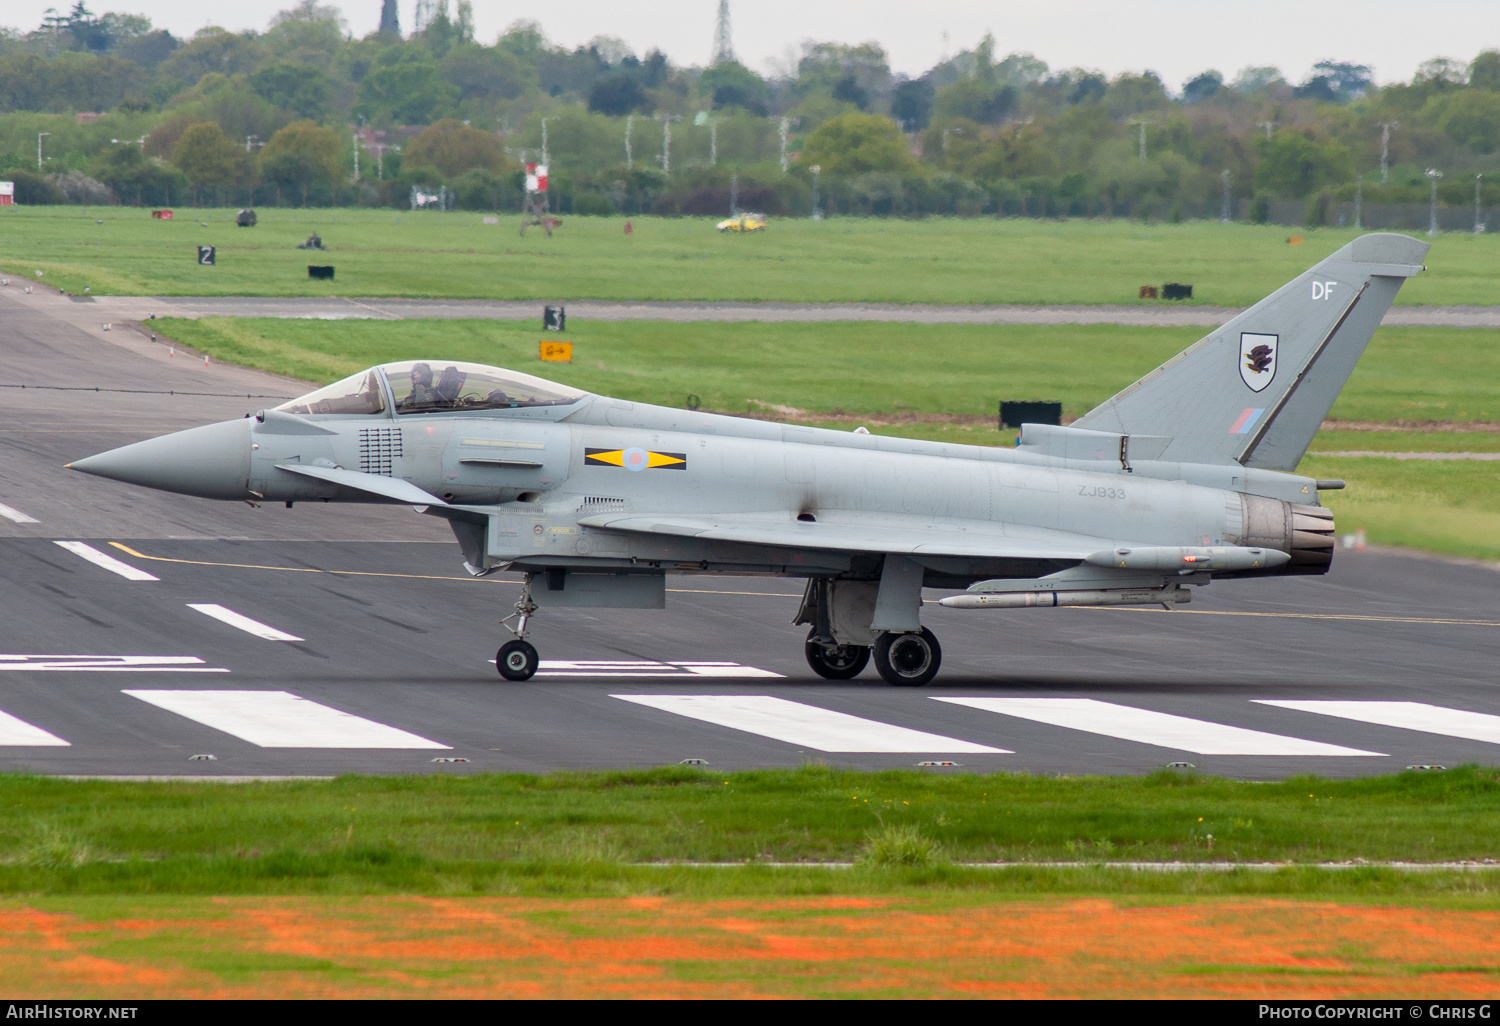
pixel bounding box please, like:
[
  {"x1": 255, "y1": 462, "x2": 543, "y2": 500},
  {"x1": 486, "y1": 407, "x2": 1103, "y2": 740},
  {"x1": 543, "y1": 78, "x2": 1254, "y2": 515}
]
[
  {"x1": 64, "y1": 292, "x2": 1500, "y2": 327},
  {"x1": 2, "y1": 283, "x2": 1499, "y2": 781}
]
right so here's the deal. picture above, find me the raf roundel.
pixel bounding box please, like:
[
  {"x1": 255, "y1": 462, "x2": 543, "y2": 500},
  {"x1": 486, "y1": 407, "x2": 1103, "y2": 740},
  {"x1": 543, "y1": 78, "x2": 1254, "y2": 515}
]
[{"x1": 584, "y1": 447, "x2": 688, "y2": 471}]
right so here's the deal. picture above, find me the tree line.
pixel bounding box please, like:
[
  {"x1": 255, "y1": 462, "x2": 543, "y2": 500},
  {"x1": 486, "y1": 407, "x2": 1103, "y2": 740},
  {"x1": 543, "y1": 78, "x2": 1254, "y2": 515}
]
[{"x1": 2, "y1": 0, "x2": 1498, "y2": 221}]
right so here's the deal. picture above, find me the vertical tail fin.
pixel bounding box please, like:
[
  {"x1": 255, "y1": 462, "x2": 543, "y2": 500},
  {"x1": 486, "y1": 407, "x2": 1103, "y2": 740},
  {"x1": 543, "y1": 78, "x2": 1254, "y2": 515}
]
[{"x1": 1073, "y1": 233, "x2": 1429, "y2": 470}]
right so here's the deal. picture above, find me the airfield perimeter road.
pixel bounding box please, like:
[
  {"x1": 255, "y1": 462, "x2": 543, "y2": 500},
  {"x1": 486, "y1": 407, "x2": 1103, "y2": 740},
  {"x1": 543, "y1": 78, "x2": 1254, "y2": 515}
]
[
  {"x1": 60, "y1": 293, "x2": 1500, "y2": 327},
  {"x1": 2, "y1": 284, "x2": 1499, "y2": 781}
]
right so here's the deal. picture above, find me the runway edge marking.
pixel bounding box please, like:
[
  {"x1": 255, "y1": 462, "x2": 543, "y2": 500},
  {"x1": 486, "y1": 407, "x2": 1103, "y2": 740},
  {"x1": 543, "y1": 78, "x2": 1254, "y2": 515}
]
[
  {"x1": 188, "y1": 603, "x2": 304, "y2": 642},
  {"x1": 612, "y1": 694, "x2": 1008, "y2": 754},
  {"x1": 122, "y1": 690, "x2": 451, "y2": 749},
  {"x1": 55, "y1": 541, "x2": 158, "y2": 581},
  {"x1": 1256, "y1": 700, "x2": 1500, "y2": 746},
  {"x1": 933, "y1": 697, "x2": 1385, "y2": 757}
]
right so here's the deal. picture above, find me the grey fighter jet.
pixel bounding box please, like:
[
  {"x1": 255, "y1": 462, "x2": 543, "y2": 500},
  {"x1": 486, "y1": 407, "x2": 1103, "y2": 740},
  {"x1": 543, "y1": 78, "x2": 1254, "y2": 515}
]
[{"x1": 70, "y1": 233, "x2": 1428, "y2": 685}]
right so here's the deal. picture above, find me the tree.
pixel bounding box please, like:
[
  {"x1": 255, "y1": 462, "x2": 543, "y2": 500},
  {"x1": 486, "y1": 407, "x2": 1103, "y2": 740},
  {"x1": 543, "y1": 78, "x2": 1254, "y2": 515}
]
[
  {"x1": 890, "y1": 78, "x2": 934, "y2": 131},
  {"x1": 355, "y1": 60, "x2": 458, "y2": 125},
  {"x1": 1470, "y1": 51, "x2": 1500, "y2": 92},
  {"x1": 171, "y1": 122, "x2": 241, "y2": 204},
  {"x1": 1181, "y1": 71, "x2": 1222, "y2": 104},
  {"x1": 440, "y1": 45, "x2": 531, "y2": 103},
  {"x1": 259, "y1": 119, "x2": 341, "y2": 205},
  {"x1": 698, "y1": 60, "x2": 766, "y2": 114},
  {"x1": 251, "y1": 63, "x2": 332, "y2": 120},
  {"x1": 796, "y1": 42, "x2": 891, "y2": 100},
  {"x1": 1230, "y1": 66, "x2": 1284, "y2": 93},
  {"x1": 1253, "y1": 130, "x2": 1351, "y2": 198},
  {"x1": 933, "y1": 78, "x2": 1015, "y2": 123},
  {"x1": 1294, "y1": 76, "x2": 1338, "y2": 103},
  {"x1": 159, "y1": 28, "x2": 258, "y2": 83},
  {"x1": 798, "y1": 113, "x2": 920, "y2": 177},
  {"x1": 1436, "y1": 91, "x2": 1500, "y2": 153},
  {"x1": 1312, "y1": 60, "x2": 1372, "y2": 100},
  {"x1": 588, "y1": 75, "x2": 648, "y2": 116},
  {"x1": 403, "y1": 118, "x2": 509, "y2": 177}
]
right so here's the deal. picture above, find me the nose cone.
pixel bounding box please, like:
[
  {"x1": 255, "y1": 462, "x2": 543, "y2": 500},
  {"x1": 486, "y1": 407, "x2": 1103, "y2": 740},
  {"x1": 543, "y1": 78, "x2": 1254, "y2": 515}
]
[{"x1": 69, "y1": 418, "x2": 253, "y2": 500}]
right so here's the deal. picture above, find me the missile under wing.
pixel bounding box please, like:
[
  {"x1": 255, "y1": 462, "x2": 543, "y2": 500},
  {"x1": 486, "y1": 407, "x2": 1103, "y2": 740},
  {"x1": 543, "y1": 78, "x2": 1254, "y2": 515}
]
[{"x1": 69, "y1": 233, "x2": 1429, "y2": 685}]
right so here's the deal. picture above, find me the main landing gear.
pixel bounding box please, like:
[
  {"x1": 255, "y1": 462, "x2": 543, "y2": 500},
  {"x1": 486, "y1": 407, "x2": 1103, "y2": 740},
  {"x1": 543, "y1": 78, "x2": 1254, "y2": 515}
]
[
  {"x1": 496, "y1": 577, "x2": 540, "y2": 681},
  {"x1": 804, "y1": 630, "x2": 870, "y2": 680},
  {"x1": 873, "y1": 627, "x2": 942, "y2": 687},
  {"x1": 803, "y1": 627, "x2": 943, "y2": 686}
]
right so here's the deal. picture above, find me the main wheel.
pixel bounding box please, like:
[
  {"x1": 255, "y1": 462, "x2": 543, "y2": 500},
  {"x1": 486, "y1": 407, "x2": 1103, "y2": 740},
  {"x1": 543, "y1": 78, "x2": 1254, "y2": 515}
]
[
  {"x1": 804, "y1": 630, "x2": 870, "y2": 680},
  {"x1": 496, "y1": 639, "x2": 539, "y2": 681},
  {"x1": 873, "y1": 628, "x2": 942, "y2": 687}
]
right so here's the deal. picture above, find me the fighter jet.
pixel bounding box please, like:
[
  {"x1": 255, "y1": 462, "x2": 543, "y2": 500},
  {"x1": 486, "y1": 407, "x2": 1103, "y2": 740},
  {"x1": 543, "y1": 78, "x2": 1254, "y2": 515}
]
[{"x1": 70, "y1": 233, "x2": 1428, "y2": 685}]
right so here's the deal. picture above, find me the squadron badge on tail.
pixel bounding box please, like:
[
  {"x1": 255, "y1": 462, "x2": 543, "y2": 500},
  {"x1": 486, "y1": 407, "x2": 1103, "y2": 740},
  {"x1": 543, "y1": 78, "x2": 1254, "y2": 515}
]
[{"x1": 1239, "y1": 332, "x2": 1278, "y2": 392}]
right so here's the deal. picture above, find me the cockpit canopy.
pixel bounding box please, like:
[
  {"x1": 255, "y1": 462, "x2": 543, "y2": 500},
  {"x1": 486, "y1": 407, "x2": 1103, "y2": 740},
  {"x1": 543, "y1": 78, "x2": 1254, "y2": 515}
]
[{"x1": 274, "y1": 361, "x2": 589, "y2": 417}]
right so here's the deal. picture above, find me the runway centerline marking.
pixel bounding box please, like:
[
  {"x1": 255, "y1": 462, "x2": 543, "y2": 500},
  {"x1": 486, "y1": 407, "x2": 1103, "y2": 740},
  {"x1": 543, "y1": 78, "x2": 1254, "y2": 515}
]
[
  {"x1": 0, "y1": 502, "x2": 39, "y2": 524},
  {"x1": 123, "y1": 690, "x2": 450, "y2": 749},
  {"x1": 612, "y1": 695, "x2": 1008, "y2": 753},
  {"x1": 0, "y1": 655, "x2": 228, "y2": 673},
  {"x1": 55, "y1": 542, "x2": 158, "y2": 581},
  {"x1": 0, "y1": 709, "x2": 69, "y2": 746},
  {"x1": 187, "y1": 603, "x2": 303, "y2": 642},
  {"x1": 535, "y1": 660, "x2": 783, "y2": 678},
  {"x1": 933, "y1": 697, "x2": 1384, "y2": 757},
  {"x1": 1256, "y1": 700, "x2": 1500, "y2": 746}
]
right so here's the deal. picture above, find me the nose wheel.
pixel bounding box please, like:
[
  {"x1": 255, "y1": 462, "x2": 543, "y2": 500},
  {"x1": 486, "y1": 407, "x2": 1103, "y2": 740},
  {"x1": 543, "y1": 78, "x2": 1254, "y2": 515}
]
[
  {"x1": 496, "y1": 639, "x2": 540, "y2": 681},
  {"x1": 804, "y1": 629, "x2": 870, "y2": 680},
  {"x1": 496, "y1": 576, "x2": 541, "y2": 681},
  {"x1": 873, "y1": 628, "x2": 942, "y2": 686}
]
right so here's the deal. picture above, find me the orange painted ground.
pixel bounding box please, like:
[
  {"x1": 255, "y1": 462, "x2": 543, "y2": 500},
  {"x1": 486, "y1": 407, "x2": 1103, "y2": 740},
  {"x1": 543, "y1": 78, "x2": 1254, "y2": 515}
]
[{"x1": 3, "y1": 897, "x2": 1500, "y2": 998}]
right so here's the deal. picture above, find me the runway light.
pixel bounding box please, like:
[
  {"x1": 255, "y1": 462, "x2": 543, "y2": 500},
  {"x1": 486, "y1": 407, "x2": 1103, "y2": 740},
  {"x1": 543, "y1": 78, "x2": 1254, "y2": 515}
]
[
  {"x1": 1165, "y1": 762, "x2": 1195, "y2": 769},
  {"x1": 188, "y1": 753, "x2": 216, "y2": 761},
  {"x1": 917, "y1": 760, "x2": 961, "y2": 767},
  {"x1": 431, "y1": 757, "x2": 469, "y2": 763},
  {"x1": 679, "y1": 758, "x2": 709, "y2": 766},
  {"x1": 1406, "y1": 764, "x2": 1447, "y2": 771}
]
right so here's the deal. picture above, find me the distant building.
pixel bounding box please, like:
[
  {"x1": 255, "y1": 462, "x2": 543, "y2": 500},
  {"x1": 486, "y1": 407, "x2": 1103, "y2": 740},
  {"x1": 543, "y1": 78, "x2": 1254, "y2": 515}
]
[{"x1": 379, "y1": 0, "x2": 399, "y2": 36}]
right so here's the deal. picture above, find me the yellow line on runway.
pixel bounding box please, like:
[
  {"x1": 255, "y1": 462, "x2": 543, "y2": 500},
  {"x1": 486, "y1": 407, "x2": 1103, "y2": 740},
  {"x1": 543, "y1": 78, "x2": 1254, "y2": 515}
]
[
  {"x1": 105, "y1": 545, "x2": 1487, "y2": 625},
  {"x1": 1080, "y1": 606, "x2": 1500, "y2": 627},
  {"x1": 108, "y1": 542, "x2": 498, "y2": 583},
  {"x1": 666, "y1": 587, "x2": 802, "y2": 597},
  {"x1": 107, "y1": 543, "x2": 801, "y2": 595}
]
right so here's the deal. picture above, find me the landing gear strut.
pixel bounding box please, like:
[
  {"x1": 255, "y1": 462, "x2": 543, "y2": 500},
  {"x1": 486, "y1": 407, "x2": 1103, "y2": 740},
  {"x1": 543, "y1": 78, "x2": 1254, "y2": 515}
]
[
  {"x1": 496, "y1": 576, "x2": 540, "y2": 681},
  {"x1": 873, "y1": 628, "x2": 942, "y2": 687},
  {"x1": 803, "y1": 628, "x2": 870, "y2": 680}
]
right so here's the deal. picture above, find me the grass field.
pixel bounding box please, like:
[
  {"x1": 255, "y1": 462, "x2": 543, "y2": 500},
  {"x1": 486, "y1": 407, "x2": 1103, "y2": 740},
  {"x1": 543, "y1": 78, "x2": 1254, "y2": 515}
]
[
  {"x1": 8, "y1": 895, "x2": 1500, "y2": 997},
  {"x1": 153, "y1": 316, "x2": 1500, "y2": 561},
  {"x1": 4, "y1": 768, "x2": 1500, "y2": 893},
  {"x1": 2, "y1": 206, "x2": 1496, "y2": 305},
  {"x1": 155, "y1": 317, "x2": 1500, "y2": 425}
]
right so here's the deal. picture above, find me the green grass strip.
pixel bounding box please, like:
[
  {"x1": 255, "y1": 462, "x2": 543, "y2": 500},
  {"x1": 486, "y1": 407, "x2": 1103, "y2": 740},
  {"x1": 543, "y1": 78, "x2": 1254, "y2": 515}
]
[{"x1": 4, "y1": 766, "x2": 1500, "y2": 897}]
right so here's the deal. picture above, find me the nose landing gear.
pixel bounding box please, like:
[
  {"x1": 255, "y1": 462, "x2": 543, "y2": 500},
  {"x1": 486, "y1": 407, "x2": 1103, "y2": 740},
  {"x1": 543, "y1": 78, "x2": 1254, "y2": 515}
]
[
  {"x1": 496, "y1": 576, "x2": 540, "y2": 681},
  {"x1": 872, "y1": 628, "x2": 942, "y2": 687}
]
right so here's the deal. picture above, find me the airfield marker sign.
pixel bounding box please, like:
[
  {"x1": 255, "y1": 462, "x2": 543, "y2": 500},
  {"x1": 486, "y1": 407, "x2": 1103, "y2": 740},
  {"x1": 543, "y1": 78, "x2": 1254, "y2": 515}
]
[{"x1": 539, "y1": 340, "x2": 573, "y2": 362}]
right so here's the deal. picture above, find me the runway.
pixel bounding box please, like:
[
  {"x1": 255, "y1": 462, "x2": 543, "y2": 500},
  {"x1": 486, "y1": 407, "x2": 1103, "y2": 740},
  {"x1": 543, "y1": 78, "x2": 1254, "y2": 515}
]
[
  {"x1": 2, "y1": 285, "x2": 1498, "y2": 780},
  {"x1": 47, "y1": 291, "x2": 1500, "y2": 327}
]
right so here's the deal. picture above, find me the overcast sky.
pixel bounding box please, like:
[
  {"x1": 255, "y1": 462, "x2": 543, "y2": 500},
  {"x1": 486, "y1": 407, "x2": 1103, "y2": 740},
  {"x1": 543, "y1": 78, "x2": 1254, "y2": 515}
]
[{"x1": 8, "y1": 0, "x2": 1498, "y2": 89}]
